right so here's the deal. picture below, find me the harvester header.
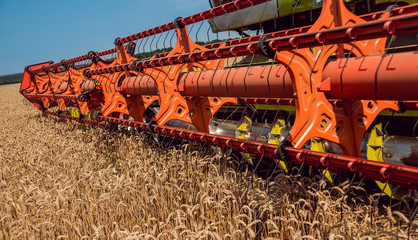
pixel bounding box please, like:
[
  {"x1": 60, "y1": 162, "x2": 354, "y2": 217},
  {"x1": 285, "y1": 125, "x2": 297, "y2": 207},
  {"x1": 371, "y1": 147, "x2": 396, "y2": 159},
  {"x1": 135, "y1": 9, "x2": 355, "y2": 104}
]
[{"x1": 21, "y1": 0, "x2": 418, "y2": 198}]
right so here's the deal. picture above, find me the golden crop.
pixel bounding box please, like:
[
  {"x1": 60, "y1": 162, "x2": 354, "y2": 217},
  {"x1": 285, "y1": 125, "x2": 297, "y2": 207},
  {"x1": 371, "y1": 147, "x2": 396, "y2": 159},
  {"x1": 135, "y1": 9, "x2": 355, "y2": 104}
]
[{"x1": 0, "y1": 83, "x2": 416, "y2": 239}]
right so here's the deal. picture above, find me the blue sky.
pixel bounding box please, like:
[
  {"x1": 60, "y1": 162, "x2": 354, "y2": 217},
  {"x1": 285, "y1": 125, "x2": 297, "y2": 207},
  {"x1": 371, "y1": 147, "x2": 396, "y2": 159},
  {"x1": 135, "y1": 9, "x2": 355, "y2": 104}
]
[{"x1": 0, "y1": 0, "x2": 211, "y2": 76}]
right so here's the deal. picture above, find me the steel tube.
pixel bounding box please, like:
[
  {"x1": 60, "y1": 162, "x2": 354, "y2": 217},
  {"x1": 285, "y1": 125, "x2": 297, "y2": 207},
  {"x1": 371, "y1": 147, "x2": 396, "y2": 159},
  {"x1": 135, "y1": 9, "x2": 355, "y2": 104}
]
[
  {"x1": 121, "y1": 75, "x2": 158, "y2": 95},
  {"x1": 80, "y1": 80, "x2": 96, "y2": 93},
  {"x1": 120, "y1": 52, "x2": 418, "y2": 100},
  {"x1": 180, "y1": 64, "x2": 293, "y2": 98},
  {"x1": 324, "y1": 51, "x2": 418, "y2": 100},
  {"x1": 383, "y1": 136, "x2": 418, "y2": 167},
  {"x1": 178, "y1": 51, "x2": 418, "y2": 100}
]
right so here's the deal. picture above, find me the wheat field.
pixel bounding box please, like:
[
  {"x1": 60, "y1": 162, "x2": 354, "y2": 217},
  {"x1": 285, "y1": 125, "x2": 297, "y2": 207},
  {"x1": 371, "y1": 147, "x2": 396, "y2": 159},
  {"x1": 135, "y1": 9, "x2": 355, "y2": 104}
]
[{"x1": 0, "y1": 83, "x2": 417, "y2": 239}]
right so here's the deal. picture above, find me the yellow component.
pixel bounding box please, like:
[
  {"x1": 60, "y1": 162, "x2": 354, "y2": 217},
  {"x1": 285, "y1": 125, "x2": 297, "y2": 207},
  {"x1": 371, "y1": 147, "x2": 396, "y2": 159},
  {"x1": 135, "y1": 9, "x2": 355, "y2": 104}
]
[
  {"x1": 375, "y1": 0, "x2": 416, "y2": 5},
  {"x1": 379, "y1": 109, "x2": 418, "y2": 117},
  {"x1": 253, "y1": 104, "x2": 295, "y2": 113},
  {"x1": 236, "y1": 116, "x2": 254, "y2": 165},
  {"x1": 181, "y1": 66, "x2": 201, "y2": 72},
  {"x1": 367, "y1": 123, "x2": 405, "y2": 199},
  {"x1": 69, "y1": 108, "x2": 80, "y2": 118},
  {"x1": 311, "y1": 138, "x2": 334, "y2": 183},
  {"x1": 268, "y1": 118, "x2": 289, "y2": 172},
  {"x1": 86, "y1": 111, "x2": 93, "y2": 120}
]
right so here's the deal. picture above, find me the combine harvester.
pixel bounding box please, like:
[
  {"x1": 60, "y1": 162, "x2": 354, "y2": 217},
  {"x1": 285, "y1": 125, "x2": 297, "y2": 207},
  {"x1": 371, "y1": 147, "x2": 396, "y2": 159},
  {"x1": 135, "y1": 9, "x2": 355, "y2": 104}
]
[{"x1": 20, "y1": 0, "x2": 418, "y2": 199}]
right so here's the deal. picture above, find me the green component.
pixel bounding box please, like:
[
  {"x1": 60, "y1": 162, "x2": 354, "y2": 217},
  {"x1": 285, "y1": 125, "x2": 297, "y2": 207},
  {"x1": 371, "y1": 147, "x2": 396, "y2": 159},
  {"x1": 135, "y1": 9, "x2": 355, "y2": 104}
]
[
  {"x1": 379, "y1": 109, "x2": 418, "y2": 117},
  {"x1": 374, "y1": 0, "x2": 416, "y2": 5},
  {"x1": 209, "y1": 0, "x2": 416, "y2": 33}
]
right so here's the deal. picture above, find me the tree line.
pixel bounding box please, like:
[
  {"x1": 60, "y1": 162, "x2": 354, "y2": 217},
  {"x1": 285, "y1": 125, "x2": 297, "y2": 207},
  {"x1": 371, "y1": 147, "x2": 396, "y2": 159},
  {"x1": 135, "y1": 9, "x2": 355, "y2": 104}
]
[{"x1": 0, "y1": 73, "x2": 22, "y2": 85}]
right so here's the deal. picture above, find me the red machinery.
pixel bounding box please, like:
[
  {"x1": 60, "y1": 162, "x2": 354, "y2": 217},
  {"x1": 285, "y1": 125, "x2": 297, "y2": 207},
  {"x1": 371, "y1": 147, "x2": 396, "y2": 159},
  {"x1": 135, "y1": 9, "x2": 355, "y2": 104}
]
[{"x1": 21, "y1": 0, "x2": 418, "y2": 198}]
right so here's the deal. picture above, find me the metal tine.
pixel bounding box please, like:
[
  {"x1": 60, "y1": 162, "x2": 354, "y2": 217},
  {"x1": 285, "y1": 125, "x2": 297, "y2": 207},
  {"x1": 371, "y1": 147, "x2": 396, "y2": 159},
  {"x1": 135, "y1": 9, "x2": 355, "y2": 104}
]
[
  {"x1": 274, "y1": 0, "x2": 286, "y2": 31},
  {"x1": 309, "y1": 0, "x2": 316, "y2": 22},
  {"x1": 195, "y1": 21, "x2": 204, "y2": 43},
  {"x1": 169, "y1": 29, "x2": 176, "y2": 49},
  {"x1": 315, "y1": 169, "x2": 328, "y2": 192},
  {"x1": 240, "y1": 102, "x2": 249, "y2": 121},
  {"x1": 196, "y1": 137, "x2": 206, "y2": 155},
  {"x1": 238, "y1": 7, "x2": 248, "y2": 38},
  {"x1": 266, "y1": 51, "x2": 278, "y2": 94},
  {"x1": 188, "y1": 23, "x2": 196, "y2": 37},
  {"x1": 206, "y1": 23, "x2": 211, "y2": 43},
  {"x1": 290, "y1": 160, "x2": 305, "y2": 190},
  {"x1": 181, "y1": 28, "x2": 198, "y2": 87},
  {"x1": 252, "y1": 153, "x2": 264, "y2": 177},
  {"x1": 250, "y1": 103, "x2": 258, "y2": 121},
  {"x1": 140, "y1": 62, "x2": 158, "y2": 97},
  {"x1": 264, "y1": 159, "x2": 280, "y2": 194},
  {"x1": 162, "y1": 30, "x2": 170, "y2": 50},
  {"x1": 249, "y1": 153, "x2": 264, "y2": 191},
  {"x1": 158, "y1": 132, "x2": 168, "y2": 149},
  {"x1": 408, "y1": 191, "x2": 418, "y2": 235},
  {"x1": 384, "y1": 112, "x2": 394, "y2": 135},
  {"x1": 112, "y1": 51, "x2": 117, "y2": 62},
  {"x1": 155, "y1": 32, "x2": 163, "y2": 54},
  {"x1": 354, "y1": 177, "x2": 365, "y2": 193},
  {"x1": 282, "y1": 46, "x2": 298, "y2": 92},
  {"x1": 235, "y1": 153, "x2": 248, "y2": 174},
  {"x1": 340, "y1": 171, "x2": 358, "y2": 220},
  {"x1": 103, "y1": 71, "x2": 113, "y2": 95},
  {"x1": 223, "y1": 0, "x2": 242, "y2": 40},
  {"x1": 196, "y1": 58, "x2": 208, "y2": 93},
  {"x1": 142, "y1": 37, "x2": 150, "y2": 56},
  {"x1": 367, "y1": 0, "x2": 371, "y2": 13},
  {"x1": 210, "y1": 56, "x2": 223, "y2": 93},
  {"x1": 374, "y1": 34, "x2": 397, "y2": 93},
  {"x1": 339, "y1": 39, "x2": 356, "y2": 94},
  {"x1": 133, "y1": 39, "x2": 140, "y2": 58},
  {"x1": 263, "y1": 102, "x2": 272, "y2": 120},
  {"x1": 257, "y1": 0, "x2": 269, "y2": 34},
  {"x1": 131, "y1": 63, "x2": 142, "y2": 94},
  {"x1": 167, "y1": 134, "x2": 176, "y2": 149},
  {"x1": 243, "y1": 53, "x2": 256, "y2": 94},
  {"x1": 233, "y1": 104, "x2": 249, "y2": 173},
  {"x1": 220, "y1": 149, "x2": 233, "y2": 176},
  {"x1": 370, "y1": 181, "x2": 388, "y2": 225},
  {"x1": 309, "y1": 42, "x2": 325, "y2": 93},
  {"x1": 217, "y1": 0, "x2": 245, "y2": 94},
  {"x1": 146, "y1": 130, "x2": 154, "y2": 144},
  {"x1": 292, "y1": 0, "x2": 301, "y2": 26},
  {"x1": 148, "y1": 34, "x2": 157, "y2": 54},
  {"x1": 220, "y1": 105, "x2": 239, "y2": 124},
  {"x1": 225, "y1": 54, "x2": 239, "y2": 94},
  {"x1": 385, "y1": 34, "x2": 397, "y2": 54}
]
